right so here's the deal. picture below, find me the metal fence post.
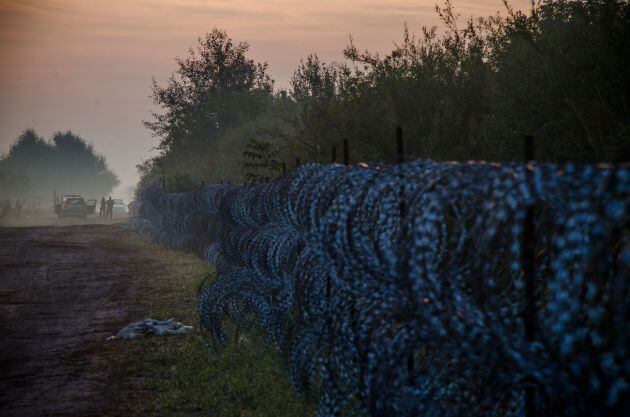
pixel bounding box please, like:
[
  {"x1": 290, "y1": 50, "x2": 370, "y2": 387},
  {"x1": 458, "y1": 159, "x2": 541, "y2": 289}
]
[
  {"x1": 396, "y1": 126, "x2": 414, "y2": 387},
  {"x1": 522, "y1": 134, "x2": 537, "y2": 417},
  {"x1": 396, "y1": 126, "x2": 404, "y2": 164}
]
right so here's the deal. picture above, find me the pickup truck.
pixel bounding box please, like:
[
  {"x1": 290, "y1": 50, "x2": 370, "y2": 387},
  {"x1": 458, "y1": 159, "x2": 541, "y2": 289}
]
[{"x1": 54, "y1": 194, "x2": 97, "y2": 218}]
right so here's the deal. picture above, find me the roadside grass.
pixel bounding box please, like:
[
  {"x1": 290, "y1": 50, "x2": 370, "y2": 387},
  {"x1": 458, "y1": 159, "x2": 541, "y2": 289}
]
[{"x1": 106, "y1": 232, "x2": 316, "y2": 417}]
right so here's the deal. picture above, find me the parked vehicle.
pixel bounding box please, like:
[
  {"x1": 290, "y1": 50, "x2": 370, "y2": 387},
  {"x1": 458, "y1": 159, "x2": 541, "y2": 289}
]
[
  {"x1": 54, "y1": 193, "x2": 96, "y2": 218},
  {"x1": 112, "y1": 199, "x2": 127, "y2": 217}
]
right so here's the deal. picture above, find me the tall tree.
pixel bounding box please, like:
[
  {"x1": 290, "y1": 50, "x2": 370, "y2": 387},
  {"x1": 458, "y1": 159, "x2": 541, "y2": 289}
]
[
  {"x1": 145, "y1": 28, "x2": 273, "y2": 152},
  {"x1": 143, "y1": 28, "x2": 274, "y2": 189}
]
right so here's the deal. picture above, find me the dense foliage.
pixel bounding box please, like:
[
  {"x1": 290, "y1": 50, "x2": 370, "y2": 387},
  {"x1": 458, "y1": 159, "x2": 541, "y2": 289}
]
[
  {"x1": 131, "y1": 159, "x2": 629, "y2": 417},
  {"x1": 141, "y1": 0, "x2": 630, "y2": 190},
  {"x1": 140, "y1": 28, "x2": 274, "y2": 189},
  {"x1": 0, "y1": 129, "x2": 119, "y2": 199}
]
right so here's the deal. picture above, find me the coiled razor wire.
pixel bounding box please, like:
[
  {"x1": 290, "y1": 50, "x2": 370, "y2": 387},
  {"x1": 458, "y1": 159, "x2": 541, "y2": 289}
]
[{"x1": 130, "y1": 160, "x2": 629, "y2": 417}]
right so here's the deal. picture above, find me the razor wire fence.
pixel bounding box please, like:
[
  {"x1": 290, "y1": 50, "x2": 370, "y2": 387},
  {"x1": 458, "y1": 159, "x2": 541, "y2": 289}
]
[{"x1": 130, "y1": 159, "x2": 629, "y2": 417}]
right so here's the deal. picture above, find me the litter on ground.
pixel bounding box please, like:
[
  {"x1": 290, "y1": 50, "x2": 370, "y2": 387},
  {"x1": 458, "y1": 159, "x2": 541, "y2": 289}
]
[{"x1": 111, "y1": 318, "x2": 193, "y2": 340}]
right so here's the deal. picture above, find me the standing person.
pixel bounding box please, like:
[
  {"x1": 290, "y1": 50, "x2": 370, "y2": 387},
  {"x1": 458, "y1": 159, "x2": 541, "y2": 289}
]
[
  {"x1": 127, "y1": 200, "x2": 137, "y2": 217},
  {"x1": 15, "y1": 200, "x2": 24, "y2": 217},
  {"x1": 1, "y1": 199, "x2": 10, "y2": 219},
  {"x1": 106, "y1": 196, "x2": 114, "y2": 219},
  {"x1": 99, "y1": 197, "x2": 106, "y2": 218}
]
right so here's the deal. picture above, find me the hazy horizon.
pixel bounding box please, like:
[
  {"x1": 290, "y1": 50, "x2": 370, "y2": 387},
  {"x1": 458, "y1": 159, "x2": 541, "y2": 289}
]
[{"x1": 0, "y1": 0, "x2": 530, "y2": 200}]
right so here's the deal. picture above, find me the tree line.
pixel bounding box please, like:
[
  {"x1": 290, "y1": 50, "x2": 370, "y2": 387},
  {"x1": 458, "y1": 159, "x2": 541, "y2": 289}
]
[
  {"x1": 0, "y1": 129, "x2": 119, "y2": 200},
  {"x1": 139, "y1": 0, "x2": 628, "y2": 190}
]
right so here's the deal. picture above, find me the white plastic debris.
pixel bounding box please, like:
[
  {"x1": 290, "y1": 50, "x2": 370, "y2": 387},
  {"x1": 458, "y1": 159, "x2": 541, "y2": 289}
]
[{"x1": 112, "y1": 318, "x2": 193, "y2": 340}]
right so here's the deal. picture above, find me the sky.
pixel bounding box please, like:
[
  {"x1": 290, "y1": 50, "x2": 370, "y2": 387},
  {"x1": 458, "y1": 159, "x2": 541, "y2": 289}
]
[{"x1": 0, "y1": 0, "x2": 530, "y2": 199}]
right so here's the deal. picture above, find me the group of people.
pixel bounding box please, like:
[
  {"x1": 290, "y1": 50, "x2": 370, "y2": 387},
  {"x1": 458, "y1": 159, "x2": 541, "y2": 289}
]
[
  {"x1": 99, "y1": 196, "x2": 115, "y2": 219},
  {"x1": 0, "y1": 199, "x2": 29, "y2": 220}
]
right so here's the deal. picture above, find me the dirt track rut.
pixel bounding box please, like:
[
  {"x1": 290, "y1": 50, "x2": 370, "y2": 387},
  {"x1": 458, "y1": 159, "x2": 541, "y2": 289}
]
[{"x1": 0, "y1": 224, "x2": 148, "y2": 417}]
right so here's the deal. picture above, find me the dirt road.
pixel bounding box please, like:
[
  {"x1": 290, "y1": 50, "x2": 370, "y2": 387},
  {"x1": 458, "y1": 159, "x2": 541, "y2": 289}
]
[{"x1": 0, "y1": 224, "x2": 154, "y2": 417}]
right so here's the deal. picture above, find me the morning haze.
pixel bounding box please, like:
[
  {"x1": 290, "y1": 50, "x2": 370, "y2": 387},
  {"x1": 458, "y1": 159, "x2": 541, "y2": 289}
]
[
  {"x1": 0, "y1": 0, "x2": 528, "y2": 198},
  {"x1": 1, "y1": 2, "x2": 629, "y2": 416}
]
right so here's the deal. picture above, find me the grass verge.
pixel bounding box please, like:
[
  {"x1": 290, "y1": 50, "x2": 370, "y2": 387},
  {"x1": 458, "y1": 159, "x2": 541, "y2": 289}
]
[{"x1": 104, "y1": 232, "x2": 316, "y2": 417}]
